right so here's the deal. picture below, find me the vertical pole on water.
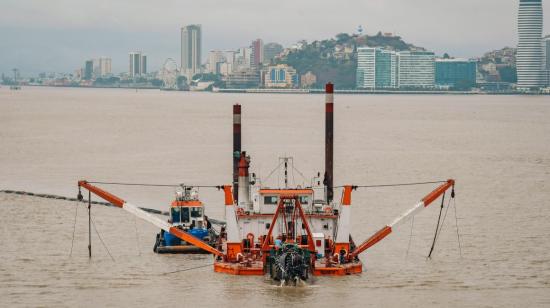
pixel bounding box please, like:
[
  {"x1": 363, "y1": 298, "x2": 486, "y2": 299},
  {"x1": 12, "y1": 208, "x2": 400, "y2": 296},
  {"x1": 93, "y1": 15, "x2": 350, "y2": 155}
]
[
  {"x1": 233, "y1": 104, "x2": 241, "y2": 202},
  {"x1": 324, "y1": 83, "x2": 334, "y2": 204},
  {"x1": 88, "y1": 191, "x2": 91, "y2": 258}
]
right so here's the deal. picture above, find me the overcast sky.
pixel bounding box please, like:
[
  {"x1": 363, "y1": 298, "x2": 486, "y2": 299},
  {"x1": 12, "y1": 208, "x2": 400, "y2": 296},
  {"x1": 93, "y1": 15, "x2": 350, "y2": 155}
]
[{"x1": 1, "y1": 0, "x2": 549, "y2": 76}]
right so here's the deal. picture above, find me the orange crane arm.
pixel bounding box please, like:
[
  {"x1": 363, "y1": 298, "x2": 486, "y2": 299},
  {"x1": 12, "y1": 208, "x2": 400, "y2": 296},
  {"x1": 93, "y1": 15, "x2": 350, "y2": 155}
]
[
  {"x1": 78, "y1": 180, "x2": 223, "y2": 257},
  {"x1": 349, "y1": 179, "x2": 455, "y2": 259}
]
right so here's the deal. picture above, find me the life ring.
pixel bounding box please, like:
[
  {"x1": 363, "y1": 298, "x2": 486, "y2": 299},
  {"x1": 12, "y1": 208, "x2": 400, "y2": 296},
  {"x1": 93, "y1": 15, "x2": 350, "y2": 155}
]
[{"x1": 324, "y1": 207, "x2": 332, "y2": 214}]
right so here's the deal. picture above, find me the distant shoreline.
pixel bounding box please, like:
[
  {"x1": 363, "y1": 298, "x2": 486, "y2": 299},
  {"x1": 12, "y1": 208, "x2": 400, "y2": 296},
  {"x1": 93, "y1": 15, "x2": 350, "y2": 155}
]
[{"x1": 3, "y1": 84, "x2": 548, "y2": 95}]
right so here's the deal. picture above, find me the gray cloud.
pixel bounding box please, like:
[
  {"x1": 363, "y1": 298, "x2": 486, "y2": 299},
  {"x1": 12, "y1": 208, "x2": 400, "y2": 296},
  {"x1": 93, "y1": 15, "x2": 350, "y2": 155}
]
[{"x1": 1, "y1": 0, "x2": 548, "y2": 75}]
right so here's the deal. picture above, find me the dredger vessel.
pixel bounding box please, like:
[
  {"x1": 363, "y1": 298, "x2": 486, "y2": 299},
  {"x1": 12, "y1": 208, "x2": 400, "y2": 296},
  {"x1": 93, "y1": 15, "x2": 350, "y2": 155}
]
[{"x1": 77, "y1": 83, "x2": 455, "y2": 284}]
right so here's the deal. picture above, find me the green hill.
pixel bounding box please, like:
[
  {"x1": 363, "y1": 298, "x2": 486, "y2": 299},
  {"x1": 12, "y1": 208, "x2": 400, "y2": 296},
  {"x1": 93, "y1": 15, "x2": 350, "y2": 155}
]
[{"x1": 275, "y1": 32, "x2": 423, "y2": 89}]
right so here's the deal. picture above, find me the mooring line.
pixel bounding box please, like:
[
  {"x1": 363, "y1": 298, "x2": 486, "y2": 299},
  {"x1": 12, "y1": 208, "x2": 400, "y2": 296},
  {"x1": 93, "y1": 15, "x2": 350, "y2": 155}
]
[
  {"x1": 90, "y1": 215, "x2": 116, "y2": 262},
  {"x1": 69, "y1": 200, "x2": 79, "y2": 257},
  {"x1": 163, "y1": 263, "x2": 214, "y2": 275},
  {"x1": 334, "y1": 180, "x2": 447, "y2": 189},
  {"x1": 452, "y1": 198, "x2": 463, "y2": 258}
]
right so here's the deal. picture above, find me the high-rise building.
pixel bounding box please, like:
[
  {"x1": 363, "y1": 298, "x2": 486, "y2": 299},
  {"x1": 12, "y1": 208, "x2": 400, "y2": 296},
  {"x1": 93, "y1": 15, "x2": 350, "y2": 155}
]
[
  {"x1": 517, "y1": 0, "x2": 545, "y2": 89},
  {"x1": 181, "y1": 24, "x2": 202, "y2": 80},
  {"x1": 84, "y1": 60, "x2": 94, "y2": 80},
  {"x1": 376, "y1": 49, "x2": 398, "y2": 88},
  {"x1": 208, "y1": 50, "x2": 226, "y2": 74},
  {"x1": 251, "y1": 39, "x2": 264, "y2": 67},
  {"x1": 264, "y1": 43, "x2": 284, "y2": 64},
  {"x1": 356, "y1": 47, "x2": 397, "y2": 89},
  {"x1": 98, "y1": 57, "x2": 112, "y2": 76},
  {"x1": 435, "y1": 59, "x2": 477, "y2": 88},
  {"x1": 397, "y1": 51, "x2": 435, "y2": 88},
  {"x1": 356, "y1": 47, "x2": 376, "y2": 88},
  {"x1": 141, "y1": 55, "x2": 147, "y2": 75},
  {"x1": 223, "y1": 50, "x2": 236, "y2": 65},
  {"x1": 544, "y1": 36, "x2": 550, "y2": 85},
  {"x1": 234, "y1": 47, "x2": 252, "y2": 71},
  {"x1": 129, "y1": 52, "x2": 146, "y2": 77}
]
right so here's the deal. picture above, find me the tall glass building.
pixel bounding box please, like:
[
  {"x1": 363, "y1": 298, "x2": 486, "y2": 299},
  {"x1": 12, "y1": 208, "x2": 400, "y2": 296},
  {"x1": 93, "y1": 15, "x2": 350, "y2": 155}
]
[
  {"x1": 517, "y1": 0, "x2": 545, "y2": 89},
  {"x1": 181, "y1": 24, "x2": 202, "y2": 80},
  {"x1": 376, "y1": 49, "x2": 397, "y2": 88},
  {"x1": 356, "y1": 47, "x2": 397, "y2": 89}
]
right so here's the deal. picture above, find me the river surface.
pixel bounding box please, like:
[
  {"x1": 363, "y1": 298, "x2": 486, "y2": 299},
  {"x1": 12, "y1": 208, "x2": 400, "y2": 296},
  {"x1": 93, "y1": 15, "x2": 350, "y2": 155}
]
[{"x1": 1, "y1": 86, "x2": 549, "y2": 307}]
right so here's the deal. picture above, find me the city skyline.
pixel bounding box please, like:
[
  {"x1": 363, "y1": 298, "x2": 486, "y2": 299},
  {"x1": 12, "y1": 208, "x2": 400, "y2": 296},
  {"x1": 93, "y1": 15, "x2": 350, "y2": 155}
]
[{"x1": 1, "y1": 0, "x2": 550, "y2": 75}]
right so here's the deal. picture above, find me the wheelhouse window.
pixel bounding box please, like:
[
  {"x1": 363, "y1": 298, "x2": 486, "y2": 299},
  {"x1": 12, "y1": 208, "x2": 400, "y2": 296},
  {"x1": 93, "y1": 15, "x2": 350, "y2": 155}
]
[
  {"x1": 181, "y1": 207, "x2": 190, "y2": 223},
  {"x1": 172, "y1": 207, "x2": 190, "y2": 223},
  {"x1": 171, "y1": 207, "x2": 181, "y2": 223},
  {"x1": 190, "y1": 207, "x2": 203, "y2": 218},
  {"x1": 299, "y1": 195, "x2": 309, "y2": 204},
  {"x1": 264, "y1": 196, "x2": 278, "y2": 205}
]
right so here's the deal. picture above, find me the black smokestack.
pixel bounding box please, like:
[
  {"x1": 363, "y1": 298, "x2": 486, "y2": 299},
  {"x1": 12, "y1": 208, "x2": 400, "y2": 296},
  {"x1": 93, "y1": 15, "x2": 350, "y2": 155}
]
[
  {"x1": 324, "y1": 83, "x2": 334, "y2": 203},
  {"x1": 233, "y1": 104, "x2": 241, "y2": 201}
]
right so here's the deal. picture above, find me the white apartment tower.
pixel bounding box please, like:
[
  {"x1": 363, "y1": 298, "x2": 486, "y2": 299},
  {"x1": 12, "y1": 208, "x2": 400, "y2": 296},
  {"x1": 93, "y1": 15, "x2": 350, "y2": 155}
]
[{"x1": 517, "y1": 0, "x2": 545, "y2": 89}]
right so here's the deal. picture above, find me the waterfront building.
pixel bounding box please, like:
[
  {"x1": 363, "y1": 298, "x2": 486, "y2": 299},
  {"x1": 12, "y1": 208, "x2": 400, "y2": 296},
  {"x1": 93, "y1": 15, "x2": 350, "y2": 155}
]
[
  {"x1": 545, "y1": 36, "x2": 550, "y2": 85},
  {"x1": 435, "y1": 59, "x2": 477, "y2": 88},
  {"x1": 251, "y1": 39, "x2": 264, "y2": 67},
  {"x1": 264, "y1": 64, "x2": 298, "y2": 88},
  {"x1": 397, "y1": 51, "x2": 435, "y2": 88},
  {"x1": 181, "y1": 24, "x2": 202, "y2": 80},
  {"x1": 356, "y1": 47, "x2": 397, "y2": 89},
  {"x1": 208, "y1": 50, "x2": 226, "y2": 74},
  {"x1": 517, "y1": 0, "x2": 545, "y2": 89},
  {"x1": 98, "y1": 57, "x2": 112, "y2": 77},
  {"x1": 234, "y1": 47, "x2": 252, "y2": 71},
  {"x1": 141, "y1": 55, "x2": 147, "y2": 75},
  {"x1": 219, "y1": 63, "x2": 233, "y2": 76},
  {"x1": 376, "y1": 49, "x2": 398, "y2": 88},
  {"x1": 223, "y1": 50, "x2": 236, "y2": 65},
  {"x1": 300, "y1": 71, "x2": 317, "y2": 88},
  {"x1": 224, "y1": 69, "x2": 260, "y2": 88},
  {"x1": 356, "y1": 47, "x2": 375, "y2": 88},
  {"x1": 129, "y1": 52, "x2": 146, "y2": 78},
  {"x1": 264, "y1": 42, "x2": 284, "y2": 64},
  {"x1": 84, "y1": 60, "x2": 93, "y2": 80}
]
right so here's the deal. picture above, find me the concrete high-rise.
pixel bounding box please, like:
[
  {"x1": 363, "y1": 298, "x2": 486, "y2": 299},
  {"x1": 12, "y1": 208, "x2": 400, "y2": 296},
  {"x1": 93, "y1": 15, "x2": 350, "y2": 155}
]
[
  {"x1": 98, "y1": 57, "x2": 112, "y2": 76},
  {"x1": 251, "y1": 39, "x2": 264, "y2": 67},
  {"x1": 517, "y1": 0, "x2": 545, "y2": 89},
  {"x1": 208, "y1": 50, "x2": 226, "y2": 74},
  {"x1": 356, "y1": 47, "x2": 397, "y2": 89},
  {"x1": 397, "y1": 51, "x2": 435, "y2": 88},
  {"x1": 181, "y1": 24, "x2": 202, "y2": 80},
  {"x1": 356, "y1": 47, "x2": 376, "y2": 88},
  {"x1": 84, "y1": 60, "x2": 93, "y2": 80},
  {"x1": 129, "y1": 52, "x2": 146, "y2": 77},
  {"x1": 544, "y1": 36, "x2": 550, "y2": 85}
]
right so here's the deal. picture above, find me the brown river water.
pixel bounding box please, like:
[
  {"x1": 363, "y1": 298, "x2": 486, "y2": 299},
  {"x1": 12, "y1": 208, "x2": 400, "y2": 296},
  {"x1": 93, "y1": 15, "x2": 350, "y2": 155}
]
[{"x1": 1, "y1": 87, "x2": 549, "y2": 307}]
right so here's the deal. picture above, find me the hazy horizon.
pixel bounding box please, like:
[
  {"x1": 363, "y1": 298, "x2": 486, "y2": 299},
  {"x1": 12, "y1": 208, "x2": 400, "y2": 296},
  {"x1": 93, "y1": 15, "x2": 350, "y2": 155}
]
[{"x1": 1, "y1": 0, "x2": 549, "y2": 76}]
